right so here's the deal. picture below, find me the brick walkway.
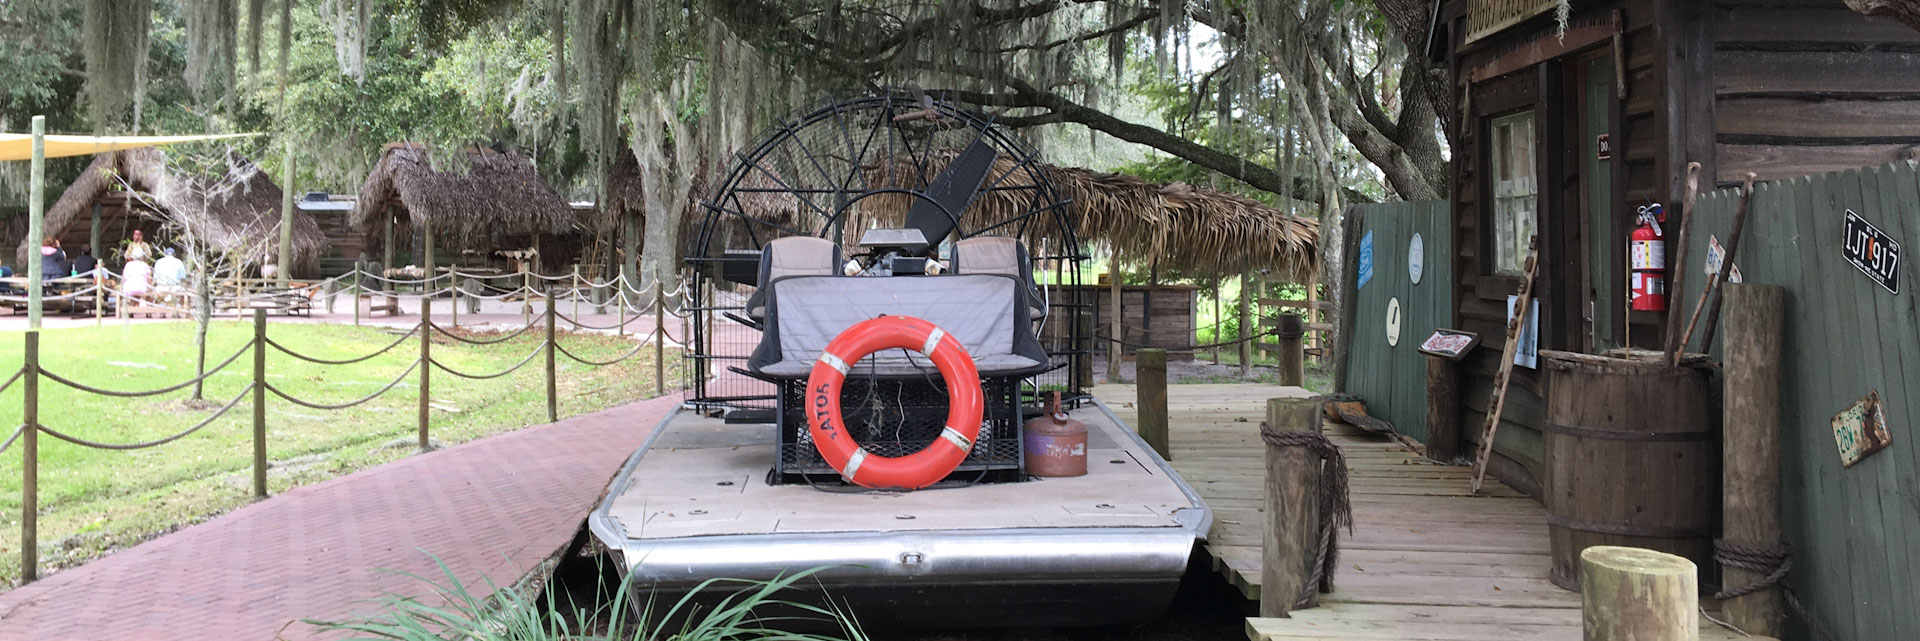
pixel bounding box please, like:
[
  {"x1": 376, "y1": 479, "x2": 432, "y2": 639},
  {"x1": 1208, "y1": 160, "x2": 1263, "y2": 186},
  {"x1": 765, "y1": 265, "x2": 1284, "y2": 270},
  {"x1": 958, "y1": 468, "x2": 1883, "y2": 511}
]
[{"x1": 0, "y1": 394, "x2": 679, "y2": 640}]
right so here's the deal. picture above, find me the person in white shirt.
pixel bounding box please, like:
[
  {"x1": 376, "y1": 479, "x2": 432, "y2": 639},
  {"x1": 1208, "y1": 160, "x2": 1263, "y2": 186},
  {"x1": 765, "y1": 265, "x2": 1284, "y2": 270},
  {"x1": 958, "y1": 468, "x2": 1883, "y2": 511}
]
[{"x1": 154, "y1": 247, "x2": 189, "y2": 290}]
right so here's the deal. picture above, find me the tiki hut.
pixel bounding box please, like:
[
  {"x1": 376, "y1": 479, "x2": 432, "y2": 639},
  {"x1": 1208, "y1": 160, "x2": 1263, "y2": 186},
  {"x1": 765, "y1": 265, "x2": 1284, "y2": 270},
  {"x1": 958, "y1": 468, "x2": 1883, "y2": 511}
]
[
  {"x1": 854, "y1": 154, "x2": 1321, "y2": 281},
  {"x1": 17, "y1": 147, "x2": 326, "y2": 277},
  {"x1": 351, "y1": 143, "x2": 572, "y2": 272}
]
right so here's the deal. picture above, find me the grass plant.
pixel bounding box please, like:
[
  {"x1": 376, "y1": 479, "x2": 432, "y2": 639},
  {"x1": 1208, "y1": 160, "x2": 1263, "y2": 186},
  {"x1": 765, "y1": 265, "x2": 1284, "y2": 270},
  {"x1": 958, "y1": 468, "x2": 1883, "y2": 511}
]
[{"x1": 315, "y1": 559, "x2": 866, "y2": 641}]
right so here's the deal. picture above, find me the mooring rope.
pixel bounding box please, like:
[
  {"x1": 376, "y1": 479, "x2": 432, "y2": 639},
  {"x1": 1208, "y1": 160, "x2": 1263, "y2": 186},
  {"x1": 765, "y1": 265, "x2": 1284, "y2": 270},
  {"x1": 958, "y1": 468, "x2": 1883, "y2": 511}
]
[{"x1": 1259, "y1": 422, "x2": 1353, "y2": 610}]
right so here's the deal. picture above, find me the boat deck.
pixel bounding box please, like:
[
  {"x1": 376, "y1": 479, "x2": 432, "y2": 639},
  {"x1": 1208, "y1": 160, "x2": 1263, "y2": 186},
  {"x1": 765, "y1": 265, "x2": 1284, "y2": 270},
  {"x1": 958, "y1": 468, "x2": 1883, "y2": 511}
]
[
  {"x1": 598, "y1": 400, "x2": 1200, "y2": 540},
  {"x1": 1091, "y1": 383, "x2": 1771, "y2": 641}
]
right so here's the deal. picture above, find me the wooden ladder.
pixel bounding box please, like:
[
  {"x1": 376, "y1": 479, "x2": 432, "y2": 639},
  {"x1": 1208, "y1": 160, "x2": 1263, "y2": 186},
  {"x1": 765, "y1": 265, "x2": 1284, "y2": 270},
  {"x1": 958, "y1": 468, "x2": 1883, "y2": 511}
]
[{"x1": 1470, "y1": 236, "x2": 1538, "y2": 493}]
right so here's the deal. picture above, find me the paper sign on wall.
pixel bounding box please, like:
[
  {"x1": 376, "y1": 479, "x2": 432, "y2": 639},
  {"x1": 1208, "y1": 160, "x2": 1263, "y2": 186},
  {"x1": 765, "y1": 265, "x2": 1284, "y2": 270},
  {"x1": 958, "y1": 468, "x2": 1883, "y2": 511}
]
[
  {"x1": 1704, "y1": 235, "x2": 1744, "y2": 283},
  {"x1": 1358, "y1": 230, "x2": 1375, "y2": 290},
  {"x1": 1507, "y1": 294, "x2": 1539, "y2": 369}
]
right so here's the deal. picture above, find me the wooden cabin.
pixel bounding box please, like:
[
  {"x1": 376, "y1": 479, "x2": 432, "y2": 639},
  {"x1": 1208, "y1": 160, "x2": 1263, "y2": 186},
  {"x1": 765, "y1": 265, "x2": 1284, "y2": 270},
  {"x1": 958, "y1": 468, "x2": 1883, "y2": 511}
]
[{"x1": 1428, "y1": 0, "x2": 1920, "y2": 495}]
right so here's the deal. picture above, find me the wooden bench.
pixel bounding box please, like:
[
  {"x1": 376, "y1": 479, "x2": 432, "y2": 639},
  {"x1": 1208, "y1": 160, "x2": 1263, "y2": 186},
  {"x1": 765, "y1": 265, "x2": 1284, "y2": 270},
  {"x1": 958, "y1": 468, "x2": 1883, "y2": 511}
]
[{"x1": 358, "y1": 292, "x2": 402, "y2": 316}]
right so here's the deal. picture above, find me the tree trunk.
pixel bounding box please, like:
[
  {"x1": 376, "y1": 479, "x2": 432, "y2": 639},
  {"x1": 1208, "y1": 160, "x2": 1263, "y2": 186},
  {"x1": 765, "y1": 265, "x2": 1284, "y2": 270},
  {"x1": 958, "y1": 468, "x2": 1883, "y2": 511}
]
[{"x1": 193, "y1": 269, "x2": 212, "y2": 401}]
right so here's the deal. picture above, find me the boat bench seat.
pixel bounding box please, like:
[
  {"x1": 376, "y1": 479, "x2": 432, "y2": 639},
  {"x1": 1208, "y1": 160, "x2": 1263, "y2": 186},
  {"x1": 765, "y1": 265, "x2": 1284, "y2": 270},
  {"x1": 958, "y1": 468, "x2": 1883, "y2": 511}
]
[{"x1": 748, "y1": 273, "x2": 1051, "y2": 378}]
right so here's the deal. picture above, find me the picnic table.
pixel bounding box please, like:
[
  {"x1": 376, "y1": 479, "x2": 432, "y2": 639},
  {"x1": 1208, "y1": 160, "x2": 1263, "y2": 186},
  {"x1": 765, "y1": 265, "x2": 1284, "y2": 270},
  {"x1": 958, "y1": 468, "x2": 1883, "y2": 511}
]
[{"x1": 1, "y1": 275, "x2": 112, "y2": 315}]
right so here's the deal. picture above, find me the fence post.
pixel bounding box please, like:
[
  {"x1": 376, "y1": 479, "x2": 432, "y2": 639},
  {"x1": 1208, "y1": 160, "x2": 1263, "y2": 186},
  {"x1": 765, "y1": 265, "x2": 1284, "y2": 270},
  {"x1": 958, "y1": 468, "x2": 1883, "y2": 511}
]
[
  {"x1": 449, "y1": 276, "x2": 459, "y2": 328},
  {"x1": 522, "y1": 270, "x2": 533, "y2": 326},
  {"x1": 417, "y1": 316, "x2": 431, "y2": 452},
  {"x1": 1137, "y1": 348, "x2": 1169, "y2": 460},
  {"x1": 352, "y1": 270, "x2": 361, "y2": 327},
  {"x1": 1276, "y1": 312, "x2": 1305, "y2": 386},
  {"x1": 21, "y1": 331, "x2": 40, "y2": 583},
  {"x1": 1426, "y1": 356, "x2": 1461, "y2": 462},
  {"x1": 252, "y1": 310, "x2": 268, "y2": 499},
  {"x1": 572, "y1": 266, "x2": 581, "y2": 320},
  {"x1": 1238, "y1": 270, "x2": 1254, "y2": 377},
  {"x1": 617, "y1": 279, "x2": 628, "y2": 338},
  {"x1": 545, "y1": 286, "x2": 558, "y2": 423},
  {"x1": 654, "y1": 280, "x2": 666, "y2": 396},
  {"x1": 94, "y1": 270, "x2": 103, "y2": 325},
  {"x1": 1261, "y1": 396, "x2": 1322, "y2": 617}
]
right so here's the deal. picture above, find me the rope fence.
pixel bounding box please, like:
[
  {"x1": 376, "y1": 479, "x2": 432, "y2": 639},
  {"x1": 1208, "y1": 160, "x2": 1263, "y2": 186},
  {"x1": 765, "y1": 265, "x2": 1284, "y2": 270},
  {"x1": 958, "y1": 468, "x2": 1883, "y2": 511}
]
[{"x1": 6, "y1": 275, "x2": 690, "y2": 584}]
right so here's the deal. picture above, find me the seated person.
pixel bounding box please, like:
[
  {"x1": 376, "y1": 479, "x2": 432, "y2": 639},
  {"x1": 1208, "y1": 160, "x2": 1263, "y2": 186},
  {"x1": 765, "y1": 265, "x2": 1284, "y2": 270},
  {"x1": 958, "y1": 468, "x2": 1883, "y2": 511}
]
[
  {"x1": 39, "y1": 238, "x2": 65, "y2": 281},
  {"x1": 154, "y1": 248, "x2": 188, "y2": 291},
  {"x1": 123, "y1": 259, "x2": 153, "y2": 302},
  {"x1": 71, "y1": 247, "x2": 98, "y2": 277}
]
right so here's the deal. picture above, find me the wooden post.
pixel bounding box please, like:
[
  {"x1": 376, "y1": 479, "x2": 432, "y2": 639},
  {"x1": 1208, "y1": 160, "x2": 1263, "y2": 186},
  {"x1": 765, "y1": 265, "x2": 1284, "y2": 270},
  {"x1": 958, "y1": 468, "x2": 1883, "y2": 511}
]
[
  {"x1": 252, "y1": 310, "x2": 268, "y2": 498},
  {"x1": 1075, "y1": 309, "x2": 1094, "y2": 392},
  {"x1": 572, "y1": 265, "x2": 582, "y2": 320},
  {"x1": 1426, "y1": 356, "x2": 1461, "y2": 462},
  {"x1": 1262, "y1": 397, "x2": 1322, "y2": 617},
  {"x1": 1721, "y1": 283, "x2": 1785, "y2": 636},
  {"x1": 89, "y1": 203, "x2": 102, "y2": 272},
  {"x1": 449, "y1": 277, "x2": 459, "y2": 328},
  {"x1": 352, "y1": 270, "x2": 361, "y2": 327},
  {"x1": 545, "y1": 287, "x2": 557, "y2": 423},
  {"x1": 21, "y1": 331, "x2": 40, "y2": 583},
  {"x1": 618, "y1": 278, "x2": 629, "y2": 338},
  {"x1": 1211, "y1": 280, "x2": 1223, "y2": 363},
  {"x1": 1107, "y1": 248, "x2": 1123, "y2": 381},
  {"x1": 93, "y1": 269, "x2": 104, "y2": 325},
  {"x1": 418, "y1": 215, "x2": 434, "y2": 453},
  {"x1": 1579, "y1": 546, "x2": 1698, "y2": 641},
  {"x1": 278, "y1": 140, "x2": 294, "y2": 288},
  {"x1": 654, "y1": 279, "x2": 666, "y2": 397},
  {"x1": 522, "y1": 269, "x2": 533, "y2": 326},
  {"x1": 1276, "y1": 312, "x2": 1305, "y2": 386},
  {"x1": 1136, "y1": 348, "x2": 1169, "y2": 460},
  {"x1": 1238, "y1": 270, "x2": 1254, "y2": 377},
  {"x1": 27, "y1": 116, "x2": 45, "y2": 330},
  {"x1": 381, "y1": 210, "x2": 395, "y2": 290}
]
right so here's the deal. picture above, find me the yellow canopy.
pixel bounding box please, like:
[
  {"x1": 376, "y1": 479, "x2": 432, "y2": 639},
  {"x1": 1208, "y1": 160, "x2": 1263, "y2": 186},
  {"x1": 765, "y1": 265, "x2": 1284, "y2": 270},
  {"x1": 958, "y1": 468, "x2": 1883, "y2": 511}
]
[{"x1": 0, "y1": 132, "x2": 262, "y2": 161}]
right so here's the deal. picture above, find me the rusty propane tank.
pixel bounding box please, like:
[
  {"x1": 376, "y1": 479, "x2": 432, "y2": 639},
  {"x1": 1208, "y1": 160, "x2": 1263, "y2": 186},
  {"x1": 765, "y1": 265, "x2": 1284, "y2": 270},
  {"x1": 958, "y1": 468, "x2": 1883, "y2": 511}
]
[{"x1": 1023, "y1": 391, "x2": 1088, "y2": 477}]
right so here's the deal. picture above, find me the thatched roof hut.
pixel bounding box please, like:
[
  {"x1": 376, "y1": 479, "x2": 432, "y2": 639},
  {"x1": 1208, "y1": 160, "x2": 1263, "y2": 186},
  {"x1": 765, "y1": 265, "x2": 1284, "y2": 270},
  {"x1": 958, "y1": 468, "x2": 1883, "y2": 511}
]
[
  {"x1": 17, "y1": 147, "x2": 326, "y2": 276},
  {"x1": 850, "y1": 155, "x2": 1321, "y2": 281},
  {"x1": 350, "y1": 143, "x2": 573, "y2": 259}
]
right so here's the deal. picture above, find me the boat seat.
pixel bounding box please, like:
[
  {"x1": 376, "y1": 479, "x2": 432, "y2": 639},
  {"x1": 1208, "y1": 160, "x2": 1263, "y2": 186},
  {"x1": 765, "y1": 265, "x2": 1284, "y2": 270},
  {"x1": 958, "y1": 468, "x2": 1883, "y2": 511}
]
[
  {"x1": 743, "y1": 236, "x2": 842, "y2": 321},
  {"x1": 952, "y1": 236, "x2": 1045, "y2": 322},
  {"x1": 747, "y1": 273, "x2": 1051, "y2": 379}
]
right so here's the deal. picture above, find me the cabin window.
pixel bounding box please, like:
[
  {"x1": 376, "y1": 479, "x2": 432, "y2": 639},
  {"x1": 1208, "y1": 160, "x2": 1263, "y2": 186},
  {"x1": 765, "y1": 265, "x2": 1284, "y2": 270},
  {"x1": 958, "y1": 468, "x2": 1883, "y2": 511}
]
[{"x1": 1490, "y1": 111, "x2": 1537, "y2": 275}]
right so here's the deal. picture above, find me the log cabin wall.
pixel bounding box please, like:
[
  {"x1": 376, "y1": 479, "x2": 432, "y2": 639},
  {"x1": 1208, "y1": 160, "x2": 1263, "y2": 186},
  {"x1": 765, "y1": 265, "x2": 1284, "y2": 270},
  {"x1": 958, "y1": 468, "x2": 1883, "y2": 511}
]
[
  {"x1": 1711, "y1": 0, "x2": 1920, "y2": 186},
  {"x1": 1437, "y1": 0, "x2": 1667, "y2": 495}
]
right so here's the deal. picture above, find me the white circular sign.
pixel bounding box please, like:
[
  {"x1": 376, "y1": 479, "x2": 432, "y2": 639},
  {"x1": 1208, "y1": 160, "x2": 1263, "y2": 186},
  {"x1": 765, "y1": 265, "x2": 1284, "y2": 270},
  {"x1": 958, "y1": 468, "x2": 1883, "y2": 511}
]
[
  {"x1": 1386, "y1": 297, "x2": 1403, "y2": 347},
  {"x1": 1409, "y1": 233, "x2": 1425, "y2": 285}
]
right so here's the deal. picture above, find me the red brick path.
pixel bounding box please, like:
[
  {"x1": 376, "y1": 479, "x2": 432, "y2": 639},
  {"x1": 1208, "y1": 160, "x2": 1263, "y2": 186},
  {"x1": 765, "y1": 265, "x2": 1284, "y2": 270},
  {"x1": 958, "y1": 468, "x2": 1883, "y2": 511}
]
[{"x1": 0, "y1": 395, "x2": 678, "y2": 640}]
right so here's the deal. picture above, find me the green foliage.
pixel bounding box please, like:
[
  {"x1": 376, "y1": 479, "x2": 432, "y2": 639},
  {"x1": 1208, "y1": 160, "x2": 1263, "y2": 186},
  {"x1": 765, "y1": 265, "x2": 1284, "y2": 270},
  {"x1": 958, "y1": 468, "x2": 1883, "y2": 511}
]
[{"x1": 315, "y1": 559, "x2": 868, "y2": 641}]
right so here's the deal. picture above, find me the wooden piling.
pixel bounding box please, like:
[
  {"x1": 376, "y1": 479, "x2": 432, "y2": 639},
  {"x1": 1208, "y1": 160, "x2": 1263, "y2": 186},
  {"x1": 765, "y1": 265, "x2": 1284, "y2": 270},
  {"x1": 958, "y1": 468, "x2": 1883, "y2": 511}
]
[
  {"x1": 21, "y1": 331, "x2": 40, "y2": 583},
  {"x1": 1722, "y1": 283, "x2": 1785, "y2": 636},
  {"x1": 1136, "y1": 348, "x2": 1169, "y2": 460},
  {"x1": 1261, "y1": 397, "x2": 1322, "y2": 617},
  {"x1": 1579, "y1": 546, "x2": 1698, "y2": 641},
  {"x1": 1275, "y1": 312, "x2": 1305, "y2": 386},
  {"x1": 252, "y1": 310, "x2": 268, "y2": 498},
  {"x1": 1425, "y1": 356, "x2": 1461, "y2": 462}
]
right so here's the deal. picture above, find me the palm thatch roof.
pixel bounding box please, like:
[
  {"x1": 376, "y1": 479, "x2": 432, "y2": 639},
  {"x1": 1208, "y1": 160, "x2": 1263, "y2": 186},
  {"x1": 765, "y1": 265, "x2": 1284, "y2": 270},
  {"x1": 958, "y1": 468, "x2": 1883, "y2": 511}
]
[
  {"x1": 19, "y1": 147, "x2": 326, "y2": 275},
  {"x1": 350, "y1": 143, "x2": 572, "y2": 251},
  {"x1": 842, "y1": 154, "x2": 1320, "y2": 281}
]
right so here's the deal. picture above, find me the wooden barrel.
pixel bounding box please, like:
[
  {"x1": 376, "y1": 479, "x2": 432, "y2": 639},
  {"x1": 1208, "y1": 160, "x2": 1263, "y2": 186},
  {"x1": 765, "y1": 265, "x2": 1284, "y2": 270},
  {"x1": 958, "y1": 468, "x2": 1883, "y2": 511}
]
[{"x1": 1540, "y1": 350, "x2": 1717, "y2": 591}]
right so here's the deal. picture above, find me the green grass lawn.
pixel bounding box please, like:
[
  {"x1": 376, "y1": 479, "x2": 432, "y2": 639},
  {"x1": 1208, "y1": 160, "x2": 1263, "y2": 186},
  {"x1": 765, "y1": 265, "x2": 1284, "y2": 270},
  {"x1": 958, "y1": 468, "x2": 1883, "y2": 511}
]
[{"x1": 0, "y1": 320, "x2": 681, "y2": 588}]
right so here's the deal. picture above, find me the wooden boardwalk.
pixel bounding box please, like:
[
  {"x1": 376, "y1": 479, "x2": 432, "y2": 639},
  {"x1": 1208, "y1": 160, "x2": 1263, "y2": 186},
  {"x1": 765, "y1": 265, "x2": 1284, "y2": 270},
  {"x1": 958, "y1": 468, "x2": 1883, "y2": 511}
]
[{"x1": 1093, "y1": 383, "x2": 1767, "y2": 641}]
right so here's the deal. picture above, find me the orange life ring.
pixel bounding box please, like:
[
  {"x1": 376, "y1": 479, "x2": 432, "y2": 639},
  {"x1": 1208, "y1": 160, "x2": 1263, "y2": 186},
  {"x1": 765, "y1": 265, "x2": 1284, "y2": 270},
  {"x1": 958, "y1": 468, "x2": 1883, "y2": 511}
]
[{"x1": 806, "y1": 315, "x2": 984, "y2": 490}]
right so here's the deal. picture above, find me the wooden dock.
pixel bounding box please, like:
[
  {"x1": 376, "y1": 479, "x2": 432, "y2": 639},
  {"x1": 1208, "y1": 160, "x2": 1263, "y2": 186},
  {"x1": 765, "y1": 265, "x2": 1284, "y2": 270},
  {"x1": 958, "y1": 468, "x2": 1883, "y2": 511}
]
[{"x1": 1093, "y1": 383, "x2": 1769, "y2": 641}]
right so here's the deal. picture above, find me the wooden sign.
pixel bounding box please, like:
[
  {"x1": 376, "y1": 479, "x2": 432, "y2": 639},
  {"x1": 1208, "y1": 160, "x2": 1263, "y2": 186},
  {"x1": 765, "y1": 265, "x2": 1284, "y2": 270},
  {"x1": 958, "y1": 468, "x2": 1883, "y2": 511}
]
[
  {"x1": 1418, "y1": 329, "x2": 1481, "y2": 360},
  {"x1": 1842, "y1": 209, "x2": 1902, "y2": 294},
  {"x1": 1832, "y1": 390, "x2": 1893, "y2": 467}
]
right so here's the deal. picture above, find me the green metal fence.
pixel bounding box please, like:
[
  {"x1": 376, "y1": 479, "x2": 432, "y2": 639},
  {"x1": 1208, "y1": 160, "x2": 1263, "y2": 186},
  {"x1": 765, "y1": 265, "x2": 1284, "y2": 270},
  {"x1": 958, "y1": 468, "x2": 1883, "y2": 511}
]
[
  {"x1": 1344, "y1": 200, "x2": 1451, "y2": 442},
  {"x1": 1679, "y1": 161, "x2": 1920, "y2": 641}
]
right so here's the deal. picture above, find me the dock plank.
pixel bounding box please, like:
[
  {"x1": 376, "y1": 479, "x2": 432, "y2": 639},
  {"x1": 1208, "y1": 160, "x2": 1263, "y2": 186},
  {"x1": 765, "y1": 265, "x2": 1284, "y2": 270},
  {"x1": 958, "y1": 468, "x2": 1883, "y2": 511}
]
[{"x1": 1091, "y1": 384, "x2": 1773, "y2": 641}]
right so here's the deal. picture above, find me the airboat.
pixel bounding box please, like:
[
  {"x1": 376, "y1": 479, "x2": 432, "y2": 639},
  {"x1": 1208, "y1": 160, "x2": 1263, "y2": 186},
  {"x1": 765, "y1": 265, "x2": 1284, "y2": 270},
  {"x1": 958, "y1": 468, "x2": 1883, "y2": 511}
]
[{"x1": 586, "y1": 95, "x2": 1210, "y2": 628}]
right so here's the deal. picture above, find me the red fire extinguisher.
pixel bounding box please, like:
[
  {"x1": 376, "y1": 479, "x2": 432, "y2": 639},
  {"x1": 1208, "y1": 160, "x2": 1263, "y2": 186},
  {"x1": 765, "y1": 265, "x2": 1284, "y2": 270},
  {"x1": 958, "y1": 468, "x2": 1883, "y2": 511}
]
[{"x1": 1630, "y1": 203, "x2": 1667, "y2": 311}]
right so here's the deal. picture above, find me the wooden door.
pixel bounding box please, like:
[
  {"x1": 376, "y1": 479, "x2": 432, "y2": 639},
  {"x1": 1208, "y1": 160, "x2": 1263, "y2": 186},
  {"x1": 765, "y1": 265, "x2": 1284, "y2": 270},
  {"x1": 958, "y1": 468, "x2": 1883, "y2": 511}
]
[{"x1": 1579, "y1": 53, "x2": 1620, "y2": 352}]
